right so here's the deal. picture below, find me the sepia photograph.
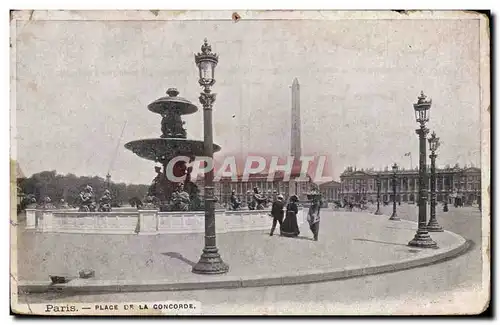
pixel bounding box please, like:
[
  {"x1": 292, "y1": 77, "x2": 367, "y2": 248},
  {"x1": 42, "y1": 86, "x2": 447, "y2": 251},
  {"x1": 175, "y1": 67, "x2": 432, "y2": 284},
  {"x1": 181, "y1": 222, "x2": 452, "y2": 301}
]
[{"x1": 10, "y1": 10, "x2": 490, "y2": 315}]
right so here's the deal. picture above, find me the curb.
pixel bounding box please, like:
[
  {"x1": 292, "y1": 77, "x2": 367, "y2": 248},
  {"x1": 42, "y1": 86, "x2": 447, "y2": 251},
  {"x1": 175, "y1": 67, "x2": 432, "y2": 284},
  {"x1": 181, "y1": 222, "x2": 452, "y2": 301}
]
[{"x1": 18, "y1": 233, "x2": 469, "y2": 294}]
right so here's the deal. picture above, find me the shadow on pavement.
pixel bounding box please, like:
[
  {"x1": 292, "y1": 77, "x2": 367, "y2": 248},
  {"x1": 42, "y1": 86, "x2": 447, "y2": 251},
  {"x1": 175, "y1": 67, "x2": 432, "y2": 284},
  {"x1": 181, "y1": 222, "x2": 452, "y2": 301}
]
[
  {"x1": 386, "y1": 226, "x2": 417, "y2": 231},
  {"x1": 162, "y1": 252, "x2": 196, "y2": 267},
  {"x1": 278, "y1": 235, "x2": 314, "y2": 241},
  {"x1": 295, "y1": 235, "x2": 314, "y2": 241},
  {"x1": 353, "y1": 238, "x2": 408, "y2": 247}
]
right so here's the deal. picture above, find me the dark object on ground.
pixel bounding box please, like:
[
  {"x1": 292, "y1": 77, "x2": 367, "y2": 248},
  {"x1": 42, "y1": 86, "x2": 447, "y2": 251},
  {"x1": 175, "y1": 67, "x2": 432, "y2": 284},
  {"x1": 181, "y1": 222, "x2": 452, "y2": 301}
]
[
  {"x1": 49, "y1": 275, "x2": 72, "y2": 284},
  {"x1": 443, "y1": 203, "x2": 449, "y2": 212},
  {"x1": 79, "y1": 269, "x2": 95, "y2": 279}
]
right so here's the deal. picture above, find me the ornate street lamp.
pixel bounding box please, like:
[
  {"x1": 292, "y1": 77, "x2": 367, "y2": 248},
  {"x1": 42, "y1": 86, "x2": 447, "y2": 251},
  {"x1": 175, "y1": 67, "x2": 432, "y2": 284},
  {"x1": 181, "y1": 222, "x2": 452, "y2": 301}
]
[
  {"x1": 374, "y1": 174, "x2": 382, "y2": 215},
  {"x1": 192, "y1": 39, "x2": 229, "y2": 274},
  {"x1": 389, "y1": 163, "x2": 400, "y2": 221},
  {"x1": 426, "y1": 131, "x2": 443, "y2": 232},
  {"x1": 408, "y1": 91, "x2": 437, "y2": 248}
]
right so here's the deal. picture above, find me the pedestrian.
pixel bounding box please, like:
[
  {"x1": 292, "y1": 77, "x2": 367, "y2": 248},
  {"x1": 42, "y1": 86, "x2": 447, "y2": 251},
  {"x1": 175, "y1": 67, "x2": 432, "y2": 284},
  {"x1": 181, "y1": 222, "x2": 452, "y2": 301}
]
[
  {"x1": 307, "y1": 192, "x2": 321, "y2": 241},
  {"x1": 269, "y1": 194, "x2": 285, "y2": 236},
  {"x1": 281, "y1": 195, "x2": 300, "y2": 237}
]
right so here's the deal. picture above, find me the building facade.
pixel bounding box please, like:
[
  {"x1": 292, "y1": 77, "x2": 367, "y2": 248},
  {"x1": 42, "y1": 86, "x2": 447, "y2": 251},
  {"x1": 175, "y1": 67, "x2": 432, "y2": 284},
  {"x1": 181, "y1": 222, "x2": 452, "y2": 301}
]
[
  {"x1": 339, "y1": 165, "x2": 481, "y2": 205},
  {"x1": 319, "y1": 180, "x2": 341, "y2": 202},
  {"x1": 195, "y1": 172, "x2": 313, "y2": 206}
]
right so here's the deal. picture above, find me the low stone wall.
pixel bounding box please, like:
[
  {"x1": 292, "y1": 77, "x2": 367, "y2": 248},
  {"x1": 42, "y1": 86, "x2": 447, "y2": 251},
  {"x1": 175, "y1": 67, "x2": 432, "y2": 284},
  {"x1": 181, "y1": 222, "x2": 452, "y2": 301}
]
[
  {"x1": 24, "y1": 208, "x2": 306, "y2": 235},
  {"x1": 25, "y1": 209, "x2": 140, "y2": 234}
]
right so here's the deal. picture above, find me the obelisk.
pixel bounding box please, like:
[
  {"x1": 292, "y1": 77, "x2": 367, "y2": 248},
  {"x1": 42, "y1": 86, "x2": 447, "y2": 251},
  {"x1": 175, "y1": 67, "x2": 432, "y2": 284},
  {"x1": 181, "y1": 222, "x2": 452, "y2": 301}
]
[
  {"x1": 290, "y1": 78, "x2": 302, "y2": 199},
  {"x1": 291, "y1": 78, "x2": 302, "y2": 159}
]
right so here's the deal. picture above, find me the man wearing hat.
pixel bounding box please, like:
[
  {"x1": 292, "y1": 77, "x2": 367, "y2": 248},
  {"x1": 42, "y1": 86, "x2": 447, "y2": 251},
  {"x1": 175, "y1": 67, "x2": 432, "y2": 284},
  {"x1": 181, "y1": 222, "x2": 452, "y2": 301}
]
[
  {"x1": 270, "y1": 194, "x2": 285, "y2": 236},
  {"x1": 307, "y1": 191, "x2": 322, "y2": 241}
]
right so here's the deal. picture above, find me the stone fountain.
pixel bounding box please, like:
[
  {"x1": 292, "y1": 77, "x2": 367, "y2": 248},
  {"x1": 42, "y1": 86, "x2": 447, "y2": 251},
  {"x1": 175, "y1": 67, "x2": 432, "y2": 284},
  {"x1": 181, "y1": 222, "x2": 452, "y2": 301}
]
[{"x1": 124, "y1": 88, "x2": 221, "y2": 211}]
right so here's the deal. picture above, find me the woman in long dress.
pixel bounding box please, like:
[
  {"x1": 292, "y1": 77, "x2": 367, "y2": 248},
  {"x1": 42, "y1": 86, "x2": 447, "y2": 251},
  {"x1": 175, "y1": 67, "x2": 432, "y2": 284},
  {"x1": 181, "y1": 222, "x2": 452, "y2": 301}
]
[{"x1": 281, "y1": 195, "x2": 300, "y2": 237}]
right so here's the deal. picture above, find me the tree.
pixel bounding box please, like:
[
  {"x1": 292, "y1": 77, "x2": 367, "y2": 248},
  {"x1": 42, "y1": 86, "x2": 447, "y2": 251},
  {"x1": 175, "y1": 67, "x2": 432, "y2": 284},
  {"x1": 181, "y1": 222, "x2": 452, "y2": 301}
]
[{"x1": 18, "y1": 170, "x2": 149, "y2": 207}]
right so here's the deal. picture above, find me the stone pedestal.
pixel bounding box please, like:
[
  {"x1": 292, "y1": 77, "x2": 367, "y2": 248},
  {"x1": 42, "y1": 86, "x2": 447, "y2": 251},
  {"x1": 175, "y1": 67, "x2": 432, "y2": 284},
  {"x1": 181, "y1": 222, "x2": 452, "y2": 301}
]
[
  {"x1": 25, "y1": 209, "x2": 36, "y2": 229},
  {"x1": 40, "y1": 210, "x2": 55, "y2": 232},
  {"x1": 138, "y1": 209, "x2": 159, "y2": 235}
]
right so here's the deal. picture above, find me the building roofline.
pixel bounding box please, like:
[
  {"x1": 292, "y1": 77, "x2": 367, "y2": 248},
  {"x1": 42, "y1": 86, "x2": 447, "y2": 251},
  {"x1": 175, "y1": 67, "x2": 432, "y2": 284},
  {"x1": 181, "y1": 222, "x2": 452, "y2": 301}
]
[
  {"x1": 318, "y1": 180, "x2": 340, "y2": 187},
  {"x1": 340, "y1": 167, "x2": 480, "y2": 177},
  {"x1": 196, "y1": 172, "x2": 314, "y2": 182}
]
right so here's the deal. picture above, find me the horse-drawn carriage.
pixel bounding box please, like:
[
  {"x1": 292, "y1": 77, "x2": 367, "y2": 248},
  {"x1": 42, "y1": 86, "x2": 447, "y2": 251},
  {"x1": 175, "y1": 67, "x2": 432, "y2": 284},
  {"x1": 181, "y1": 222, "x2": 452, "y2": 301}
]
[
  {"x1": 332, "y1": 200, "x2": 343, "y2": 210},
  {"x1": 342, "y1": 198, "x2": 368, "y2": 212}
]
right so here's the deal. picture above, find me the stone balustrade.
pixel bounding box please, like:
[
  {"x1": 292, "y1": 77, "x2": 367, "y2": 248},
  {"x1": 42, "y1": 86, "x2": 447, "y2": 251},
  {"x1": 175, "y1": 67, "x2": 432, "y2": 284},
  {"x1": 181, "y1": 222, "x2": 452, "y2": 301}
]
[
  {"x1": 26, "y1": 210, "x2": 140, "y2": 234},
  {"x1": 24, "y1": 208, "x2": 306, "y2": 235}
]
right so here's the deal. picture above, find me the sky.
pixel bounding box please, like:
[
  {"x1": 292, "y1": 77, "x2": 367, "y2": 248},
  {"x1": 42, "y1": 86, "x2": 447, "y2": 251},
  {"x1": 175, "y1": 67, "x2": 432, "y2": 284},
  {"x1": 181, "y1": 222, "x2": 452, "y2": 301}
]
[{"x1": 13, "y1": 17, "x2": 482, "y2": 185}]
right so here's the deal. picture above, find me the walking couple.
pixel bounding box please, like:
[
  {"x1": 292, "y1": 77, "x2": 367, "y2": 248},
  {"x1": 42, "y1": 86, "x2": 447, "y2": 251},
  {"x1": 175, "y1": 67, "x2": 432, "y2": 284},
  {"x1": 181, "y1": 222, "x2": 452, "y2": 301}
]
[{"x1": 269, "y1": 194, "x2": 300, "y2": 237}]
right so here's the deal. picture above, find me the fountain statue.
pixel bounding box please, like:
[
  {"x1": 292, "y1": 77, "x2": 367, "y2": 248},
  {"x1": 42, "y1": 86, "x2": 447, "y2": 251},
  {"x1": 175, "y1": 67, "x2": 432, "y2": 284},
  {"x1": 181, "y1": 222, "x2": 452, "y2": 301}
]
[
  {"x1": 79, "y1": 185, "x2": 97, "y2": 212},
  {"x1": 229, "y1": 190, "x2": 242, "y2": 210},
  {"x1": 251, "y1": 187, "x2": 268, "y2": 210},
  {"x1": 25, "y1": 194, "x2": 37, "y2": 209},
  {"x1": 124, "y1": 88, "x2": 220, "y2": 211},
  {"x1": 38, "y1": 196, "x2": 56, "y2": 210},
  {"x1": 98, "y1": 189, "x2": 112, "y2": 212},
  {"x1": 169, "y1": 183, "x2": 191, "y2": 211},
  {"x1": 58, "y1": 199, "x2": 70, "y2": 209}
]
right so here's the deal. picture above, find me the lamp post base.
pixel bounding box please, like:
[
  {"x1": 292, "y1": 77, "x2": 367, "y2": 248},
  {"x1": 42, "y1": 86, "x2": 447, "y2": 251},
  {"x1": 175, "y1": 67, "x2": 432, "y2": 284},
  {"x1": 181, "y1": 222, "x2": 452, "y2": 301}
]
[
  {"x1": 426, "y1": 219, "x2": 444, "y2": 232},
  {"x1": 408, "y1": 230, "x2": 438, "y2": 248},
  {"x1": 192, "y1": 246, "x2": 229, "y2": 275},
  {"x1": 389, "y1": 212, "x2": 400, "y2": 221}
]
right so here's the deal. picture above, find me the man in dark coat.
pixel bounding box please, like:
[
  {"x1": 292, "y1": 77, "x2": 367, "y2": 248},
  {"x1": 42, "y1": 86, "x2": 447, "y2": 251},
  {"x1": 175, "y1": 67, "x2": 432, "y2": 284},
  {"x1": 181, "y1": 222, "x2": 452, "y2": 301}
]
[
  {"x1": 307, "y1": 191, "x2": 322, "y2": 241},
  {"x1": 269, "y1": 194, "x2": 285, "y2": 236}
]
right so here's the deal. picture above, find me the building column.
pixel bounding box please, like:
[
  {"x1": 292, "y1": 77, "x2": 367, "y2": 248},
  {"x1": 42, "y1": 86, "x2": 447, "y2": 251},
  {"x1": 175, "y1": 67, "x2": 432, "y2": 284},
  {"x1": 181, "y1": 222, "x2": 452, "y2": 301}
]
[{"x1": 400, "y1": 177, "x2": 403, "y2": 199}]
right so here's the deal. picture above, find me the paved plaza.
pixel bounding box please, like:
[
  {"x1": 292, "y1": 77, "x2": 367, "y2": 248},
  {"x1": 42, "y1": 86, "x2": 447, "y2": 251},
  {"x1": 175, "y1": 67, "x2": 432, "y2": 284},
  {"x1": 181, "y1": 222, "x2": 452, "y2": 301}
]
[
  {"x1": 16, "y1": 204, "x2": 487, "y2": 315},
  {"x1": 15, "y1": 206, "x2": 468, "y2": 294}
]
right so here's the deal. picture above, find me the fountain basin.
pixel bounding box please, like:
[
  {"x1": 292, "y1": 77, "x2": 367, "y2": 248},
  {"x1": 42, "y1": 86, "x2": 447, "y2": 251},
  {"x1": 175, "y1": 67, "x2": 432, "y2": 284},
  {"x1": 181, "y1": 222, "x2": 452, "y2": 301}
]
[
  {"x1": 24, "y1": 208, "x2": 306, "y2": 235},
  {"x1": 124, "y1": 138, "x2": 221, "y2": 162}
]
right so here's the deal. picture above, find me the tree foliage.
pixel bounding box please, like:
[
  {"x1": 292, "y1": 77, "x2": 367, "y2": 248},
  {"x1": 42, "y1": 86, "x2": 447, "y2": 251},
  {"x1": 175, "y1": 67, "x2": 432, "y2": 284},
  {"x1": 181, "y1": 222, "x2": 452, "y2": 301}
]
[{"x1": 17, "y1": 171, "x2": 149, "y2": 207}]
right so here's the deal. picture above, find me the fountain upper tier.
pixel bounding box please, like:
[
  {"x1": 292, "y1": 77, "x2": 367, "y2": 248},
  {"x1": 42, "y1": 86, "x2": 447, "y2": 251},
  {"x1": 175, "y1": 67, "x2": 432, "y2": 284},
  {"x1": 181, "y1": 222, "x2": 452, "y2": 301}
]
[
  {"x1": 148, "y1": 88, "x2": 198, "y2": 116},
  {"x1": 124, "y1": 87, "x2": 221, "y2": 164}
]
